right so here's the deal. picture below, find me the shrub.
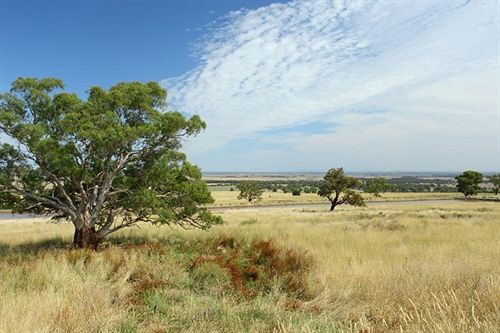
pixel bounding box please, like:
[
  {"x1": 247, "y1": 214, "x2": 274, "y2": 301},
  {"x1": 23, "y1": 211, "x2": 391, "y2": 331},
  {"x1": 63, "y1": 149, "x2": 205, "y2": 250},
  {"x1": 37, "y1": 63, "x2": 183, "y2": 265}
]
[{"x1": 190, "y1": 236, "x2": 313, "y2": 298}]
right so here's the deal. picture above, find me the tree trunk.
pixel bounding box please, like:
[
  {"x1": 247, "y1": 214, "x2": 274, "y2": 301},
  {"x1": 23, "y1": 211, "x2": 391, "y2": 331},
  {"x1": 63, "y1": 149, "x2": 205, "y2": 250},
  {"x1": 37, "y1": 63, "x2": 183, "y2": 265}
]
[
  {"x1": 330, "y1": 192, "x2": 339, "y2": 211},
  {"x1": 73, "y1": 225, "x2": 101, "y2": 249}
]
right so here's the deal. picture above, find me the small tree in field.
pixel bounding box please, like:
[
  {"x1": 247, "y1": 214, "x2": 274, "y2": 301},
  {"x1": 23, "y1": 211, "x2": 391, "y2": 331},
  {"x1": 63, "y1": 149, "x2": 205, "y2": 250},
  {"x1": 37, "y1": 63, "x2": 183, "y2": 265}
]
[
  {"x1": 0, "y1": 78, "x2": 221, "y2": 249},
  {"x1": 365, "y1": 178, "x2": 395, "y2": 197},
  {"x1": 288, "y1": 185, "x2": 302, "y2": 196},
  {"x1": 455, "y1": 170, "x2": 483, "y2": 198},
  {"x1": 488, "y1": 174, "x2": 500, "y2": 195},
  {"x1": 318, "y1": 168, "x2": 365, "y2": 211},
  {"x1": 236, "y1": 181, "x2": 263, "y2": 202}
]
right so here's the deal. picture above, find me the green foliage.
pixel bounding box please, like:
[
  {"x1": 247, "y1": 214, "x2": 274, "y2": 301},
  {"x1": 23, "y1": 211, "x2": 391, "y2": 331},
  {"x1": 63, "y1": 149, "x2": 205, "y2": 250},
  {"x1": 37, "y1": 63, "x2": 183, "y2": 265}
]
[
  {"x1": 303, "y1": 186, "x2": 317, "y2": 194},
  {"x1": 288, "y1": 185, "x2": 302, "y2": 196},
  {"x1": 206, "y1": 175, "x2": 462, "y2": 194},
  {"x1": 236, "y1": 181, "x2": 263, "y2": 203},
  {"x1": 318, "y1": 168, "x2": 365, "y2": 211},
  {"x1": 455, "y1": 170, "x2": 483, "y2": 197},
  {"x1": 364, "y1": 178, "x2": 396, "y2": 197},
  {"x1": 0, "y1": 78, "x2": 220, "y2": 247},
  {"x1": 268, "y1": 185, "x2": 278, "y2": 192},
  {"x1": 488, "y1": 174, "x2": 500, "y2": 195}
]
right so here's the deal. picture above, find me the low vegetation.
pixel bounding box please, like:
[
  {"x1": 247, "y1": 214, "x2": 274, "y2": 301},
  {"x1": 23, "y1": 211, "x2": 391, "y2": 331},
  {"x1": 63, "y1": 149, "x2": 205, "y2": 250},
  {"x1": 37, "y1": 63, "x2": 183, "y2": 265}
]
[{"x1": 0, "y1": 200, "x2": 498, "y2": 332}]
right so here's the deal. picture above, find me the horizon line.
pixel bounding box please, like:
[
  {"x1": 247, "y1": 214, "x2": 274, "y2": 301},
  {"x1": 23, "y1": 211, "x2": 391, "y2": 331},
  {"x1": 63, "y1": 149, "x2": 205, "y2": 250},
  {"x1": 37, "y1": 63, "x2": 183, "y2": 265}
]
[{"x1": 203, "y1": 170, "x2": 500, "y2": 175}]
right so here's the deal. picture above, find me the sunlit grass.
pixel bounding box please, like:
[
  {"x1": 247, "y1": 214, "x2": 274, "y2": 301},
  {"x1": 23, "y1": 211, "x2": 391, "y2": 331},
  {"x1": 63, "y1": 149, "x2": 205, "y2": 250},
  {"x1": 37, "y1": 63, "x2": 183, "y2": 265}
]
[
  {"x1": 209, "y1": 190, "x2": 464, "y2": 207},
  {"x1": 0, "y1": 200, "x2": 498, "y2": 332}
]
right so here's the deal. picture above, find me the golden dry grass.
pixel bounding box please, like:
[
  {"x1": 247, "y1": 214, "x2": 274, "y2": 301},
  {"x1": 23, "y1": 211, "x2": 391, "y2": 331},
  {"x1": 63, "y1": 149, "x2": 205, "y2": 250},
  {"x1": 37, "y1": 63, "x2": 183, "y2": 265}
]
[
  {"x1": 209, "y1": 190, "x2": 463, "y2": 207},
  {"x1": 0, "y1": 200, "x2": 499, "y2": 332}
]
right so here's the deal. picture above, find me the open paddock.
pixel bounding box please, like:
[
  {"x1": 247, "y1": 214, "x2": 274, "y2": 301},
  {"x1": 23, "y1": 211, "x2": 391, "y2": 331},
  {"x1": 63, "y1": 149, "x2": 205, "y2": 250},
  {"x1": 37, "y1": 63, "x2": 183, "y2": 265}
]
[{"x1": 0, "y1": 200, "x2": 498, "y2": 332}]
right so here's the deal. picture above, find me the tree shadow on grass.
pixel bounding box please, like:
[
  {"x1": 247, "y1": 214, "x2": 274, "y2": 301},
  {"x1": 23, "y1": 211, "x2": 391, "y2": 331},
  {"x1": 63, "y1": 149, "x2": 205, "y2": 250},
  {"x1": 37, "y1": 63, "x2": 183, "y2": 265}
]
[
  {"x1": 0, "y1": 237, "x2": 70, "y2": 256},
  {"x1": 0, "y1": 233, "x2": 179, "y2": 256}
]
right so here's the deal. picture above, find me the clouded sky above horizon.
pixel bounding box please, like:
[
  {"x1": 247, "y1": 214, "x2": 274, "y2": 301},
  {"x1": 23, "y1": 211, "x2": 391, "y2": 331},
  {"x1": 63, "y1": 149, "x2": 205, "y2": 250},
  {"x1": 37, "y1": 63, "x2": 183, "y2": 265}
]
[{"x1": 1, "y1": 0, "x2": 499, "y2": 172}]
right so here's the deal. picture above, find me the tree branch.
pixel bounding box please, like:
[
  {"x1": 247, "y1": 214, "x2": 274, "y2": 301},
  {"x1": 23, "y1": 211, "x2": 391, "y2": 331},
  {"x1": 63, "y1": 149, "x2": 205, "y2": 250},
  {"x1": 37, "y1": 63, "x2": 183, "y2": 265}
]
[{"x1": 3, "y1": 184, "x2": 76, "y2": 221}]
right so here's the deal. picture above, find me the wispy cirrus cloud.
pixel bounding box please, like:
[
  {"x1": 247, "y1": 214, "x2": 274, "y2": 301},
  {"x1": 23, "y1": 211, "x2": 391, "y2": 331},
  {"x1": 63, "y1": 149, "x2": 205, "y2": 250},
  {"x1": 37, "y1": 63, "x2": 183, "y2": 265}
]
[{"x1": 162, "y1": 0, "x2": 498, "y2": 171}]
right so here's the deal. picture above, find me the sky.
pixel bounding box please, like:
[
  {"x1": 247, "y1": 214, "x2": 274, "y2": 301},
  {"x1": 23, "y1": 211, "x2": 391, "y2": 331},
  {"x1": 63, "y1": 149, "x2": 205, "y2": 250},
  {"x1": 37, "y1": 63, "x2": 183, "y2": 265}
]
[{"x1": 1, "y1": 0, "x2": 499, "y2": 173}]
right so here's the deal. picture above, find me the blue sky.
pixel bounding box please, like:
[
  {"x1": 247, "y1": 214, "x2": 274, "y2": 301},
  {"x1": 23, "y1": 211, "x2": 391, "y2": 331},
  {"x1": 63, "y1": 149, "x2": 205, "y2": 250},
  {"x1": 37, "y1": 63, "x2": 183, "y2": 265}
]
[
  {"x1": 1, "y1": 0, "x2": 499, "y2": 172},
  {"x1": 0, "y1": 0, "x2": 282, "y2": 94}
]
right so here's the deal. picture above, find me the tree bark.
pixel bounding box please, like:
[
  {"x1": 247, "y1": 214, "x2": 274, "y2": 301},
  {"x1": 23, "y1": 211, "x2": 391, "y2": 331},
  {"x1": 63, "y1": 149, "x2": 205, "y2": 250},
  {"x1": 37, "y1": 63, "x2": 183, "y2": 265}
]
[
  {"x1": 73, "y1": 225, "x2": 101, "y2": 249},
  {"x1": 329, "y1": 192, "x2": 340, "y2": 211}
]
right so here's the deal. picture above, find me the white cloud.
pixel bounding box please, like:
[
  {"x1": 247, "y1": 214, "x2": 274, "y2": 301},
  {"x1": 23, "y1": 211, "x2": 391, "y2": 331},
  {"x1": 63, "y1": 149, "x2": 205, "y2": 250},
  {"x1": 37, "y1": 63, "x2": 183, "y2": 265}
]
[{"x1": 162, "y1": 0, "x2": 499, "y2": 171}]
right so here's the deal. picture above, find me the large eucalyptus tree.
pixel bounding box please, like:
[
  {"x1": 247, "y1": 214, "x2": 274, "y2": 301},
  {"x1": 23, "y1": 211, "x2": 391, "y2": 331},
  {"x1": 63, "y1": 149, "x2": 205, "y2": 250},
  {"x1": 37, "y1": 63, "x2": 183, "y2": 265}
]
[{"x1": 0, "y1": 78, "x2": 220, "y2": 248}]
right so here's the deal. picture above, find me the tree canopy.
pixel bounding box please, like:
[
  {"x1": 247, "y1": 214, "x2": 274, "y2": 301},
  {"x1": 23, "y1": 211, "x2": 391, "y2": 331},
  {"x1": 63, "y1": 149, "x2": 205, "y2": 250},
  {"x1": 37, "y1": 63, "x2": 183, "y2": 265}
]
[
  {"x1": 488, "y1": 174, "x2": 500, "y2": 195},
  {"x1": 455, "y1": 170, "x2": 483, "y2": 198},
  {"x1": 0, "y1": 78, "x2": 221, "y2": 248},
  {"x1": 364, "y1": 178, "x2": 395, "y2": 197},
  {"x1": 236, "y1": 181, "x2": 263, "y2": 203},
  {"x1": 317, "y1": 168, "x2": 365, "y2": 211}
]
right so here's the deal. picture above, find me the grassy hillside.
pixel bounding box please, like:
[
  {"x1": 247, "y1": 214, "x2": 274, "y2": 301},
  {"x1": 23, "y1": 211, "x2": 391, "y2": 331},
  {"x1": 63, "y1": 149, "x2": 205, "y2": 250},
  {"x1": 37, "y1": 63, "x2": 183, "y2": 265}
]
[{"x1": 0, "y1": 201, "x2": 499, "y2": 332}]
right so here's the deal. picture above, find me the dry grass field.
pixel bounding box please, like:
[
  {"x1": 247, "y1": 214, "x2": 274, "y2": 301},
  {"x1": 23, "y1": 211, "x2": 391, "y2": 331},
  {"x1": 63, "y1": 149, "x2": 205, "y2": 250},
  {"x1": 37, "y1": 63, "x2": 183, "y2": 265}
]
[
  {"x1": 209, "y1": 190, "x2": 463, "y2": 207},
  {"x1": 0, "y1": 200, "x2": 499, "y2": 332}
]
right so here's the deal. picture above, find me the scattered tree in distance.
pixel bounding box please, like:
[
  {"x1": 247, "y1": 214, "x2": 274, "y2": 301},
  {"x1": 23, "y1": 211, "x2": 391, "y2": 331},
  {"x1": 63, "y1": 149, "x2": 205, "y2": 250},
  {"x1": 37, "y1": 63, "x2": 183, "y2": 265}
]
[
  {"x1": 365, "y1": 177, "x2": 395, "y2": 197},
  {"x1": 289, "y1": 185, "x2": 302, "y2": 196},
  {"x1": 318, "y1": 168, "x2": 365, "y2": 211},
  {"x1": 455, "y1": 170, "x2": 483, "y2": 198},
  {"x1": 236, "y1": 181, "x2": 263, "y2": 203},
  {"x1": 0, "y1": 78, "x2": 221, "y2": 249},
  {"x1": 488, "y1": 174, "x2": 500, "y2": 195}
]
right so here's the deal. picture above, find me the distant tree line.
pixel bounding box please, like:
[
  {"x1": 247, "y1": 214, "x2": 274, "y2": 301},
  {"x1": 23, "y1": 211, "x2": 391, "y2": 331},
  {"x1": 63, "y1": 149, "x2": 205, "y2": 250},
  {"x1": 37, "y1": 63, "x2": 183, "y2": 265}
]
[
  {"x1": 209, "y1": 171, "x2": 500, "y2": 202},
  {"x1": 208, "y1": 175, "x2": 499, "y2": 195}
]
